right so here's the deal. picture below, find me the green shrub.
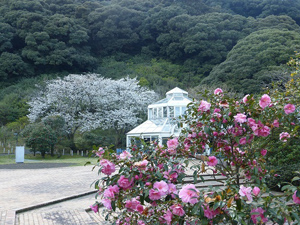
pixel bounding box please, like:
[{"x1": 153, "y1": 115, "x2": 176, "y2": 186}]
[{"x1": 266, "y1": 163, "x2": 300, "y2": 192}]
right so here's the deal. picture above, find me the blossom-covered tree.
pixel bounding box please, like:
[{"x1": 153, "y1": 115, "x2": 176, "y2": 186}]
[
  {"x1": 90, "y1": 80, "x2": 300, "y2": 224},
  {"x1": 27, "y1": 74, "x2": 157, "y2": 149}
]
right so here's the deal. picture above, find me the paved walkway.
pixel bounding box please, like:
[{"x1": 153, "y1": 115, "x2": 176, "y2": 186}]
[{"x1": 0, "y1": 162, "x2": 105, "y2": 225}]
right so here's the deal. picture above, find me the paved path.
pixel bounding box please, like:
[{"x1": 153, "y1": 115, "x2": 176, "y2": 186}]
[{"x1": 0, "y1": 163, "x2": 105, "y2": 225}]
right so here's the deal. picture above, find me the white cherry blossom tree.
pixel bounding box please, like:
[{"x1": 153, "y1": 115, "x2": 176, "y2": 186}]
[{"x1": 27, "y1": 74, "x2": 157, "y2": 149}]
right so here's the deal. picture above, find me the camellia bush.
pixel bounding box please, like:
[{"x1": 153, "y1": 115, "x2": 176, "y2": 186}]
[{"x1": 90, "y1": 82, "x2": 300, "y2": 224}]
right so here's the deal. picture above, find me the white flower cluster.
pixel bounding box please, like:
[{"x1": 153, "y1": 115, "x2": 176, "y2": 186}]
[{"x1": 28, "y1": 74, "x2": 158, "y2": 134}]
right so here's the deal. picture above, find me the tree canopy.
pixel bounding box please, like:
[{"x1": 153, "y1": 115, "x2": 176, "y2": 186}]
[
  {"x1": 1, "y1": 0, "x2": 300, "y2": 143},
  {"x1": 0, "y1": 0, "x2": 300, "y2": 91},
  {"x1": 27, "y1": 74, "x2": 157, "y2": 148},
  {"x1": 202, "y1": 28, "x2": 300, "y2": 94}
]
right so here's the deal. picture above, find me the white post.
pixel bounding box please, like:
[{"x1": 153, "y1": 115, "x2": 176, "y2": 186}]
[
  {"x1": 15, "y1": 146, "x2": 25, "y2": 163},
  {"x1": 81, "y1": 151, "x2": 83, "y2": 157},
  {"x1": 77, "y1": 150, "x2": 79, "y2": 155},
  {"x1": 86, "y1": 150, "x2": 88, "y2": 156},
  {"x1": 8, "y1": 150, "x2": 10, "y2": 155},
  {"x1": 62, "y1": 149, "x2": 65, "y2": 156},
  {"x1": 3, "y1": 148, "x2": 5, "y2": 153},
  {"x1": 70, "y1": 150, "x2": 73, "y2": 156}
]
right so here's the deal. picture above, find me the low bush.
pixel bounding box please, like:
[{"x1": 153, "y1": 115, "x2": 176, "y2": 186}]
[{"x1": 266, "y1": 163, "x2": 300, "y2": 192}]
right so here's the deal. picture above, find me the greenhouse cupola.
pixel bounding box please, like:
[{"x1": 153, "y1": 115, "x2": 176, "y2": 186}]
[{"x1": 126, "y1": 87, "x2": 192, "y2": 147}]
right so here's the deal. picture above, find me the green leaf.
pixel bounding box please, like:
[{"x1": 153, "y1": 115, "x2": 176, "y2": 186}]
[
  {"x1": 292, "y1": 212, "x2": 300, "y2": 221},
  {"x1": 84, "y1": 161, "x2": 91, "y2": 166},
  {"x1": 291, "y1": 176, "x2": 300, "y2": 182},
  {"x1": 179, "y1": 218, "x2": 184, "y2": 225},
  {"x1": 213, "y1": 201, "x2": 220, "y2": 210},
  {"x1": 111, "y1": 200, "x2": 116, "y2": 211},
  {"x1": 236, "y1": 199, "x2": 242, "y2": 211},
  {"x1": 156, "y1": 170, "x2": 163, "y2": 179},
  {"x1": 184, "y1": 159, "x2": 189, "y2": 167},
  {"x1": 140, "y1": 194, "x2": 145, "y2": 205},
  {"x1": 281, "y1": 185, "x2": 290, "y2": 191},
  {"x1": 191, "y1": 202, "x2": 201, "y2": 215},
  {"x1": 193, "y1": 170, "x2": 198, "y2": 184}
]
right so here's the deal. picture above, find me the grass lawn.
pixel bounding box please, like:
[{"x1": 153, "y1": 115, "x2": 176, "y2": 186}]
[{"x1": 0, "y1": 154, "x2": 98, "y2": 166}]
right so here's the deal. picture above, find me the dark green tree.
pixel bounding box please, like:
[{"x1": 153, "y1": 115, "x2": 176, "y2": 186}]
[
  {"x1": 0, "y1": 52, "x2": 33, "y2": 80},
  {"x1": 22, "y1": 123, "x2": 57, "y2": 157},
  {"x1": 88, "y1": 4, "x2": 145, "y2": 55},
  {"x1": 202, "y1": 29, "x2": 300, "y2": 94},
  {"x1": 42, "y1": 115, "x2": 67, "y2": 156},
  {"x1": 0, "y1": 93, "x2": 29, "y2": 126}
]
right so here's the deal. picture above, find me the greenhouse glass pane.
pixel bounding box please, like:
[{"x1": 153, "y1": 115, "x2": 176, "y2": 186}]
[
  {"x1": 149, "y1": 108, "x2": 153, "y2": 119},
  {"x1": 169, "y1": 106, "x2": 174, "y2": 117},
  {"x1": 163, "y1": 107, "x2": 167, "y2": 117},
  {"x1": 158, "y1": 107, "x2": 162, "y2": 118},
  {"x1": 175, "y1": 107, "x2": 180, "y2": 117}
]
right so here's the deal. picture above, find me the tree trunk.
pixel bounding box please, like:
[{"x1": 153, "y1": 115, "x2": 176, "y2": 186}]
[
  {"x1": 68, "y1": 132, "x2": 77, "y2": 151},
  {"x1": 50, "y1": 144, "x2": 54, "y2": 157}
]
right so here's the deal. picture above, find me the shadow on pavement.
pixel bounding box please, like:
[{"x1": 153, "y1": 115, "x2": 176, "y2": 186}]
[{"x1": 0, "y1": 163, "x2": 77, "y2": 169}]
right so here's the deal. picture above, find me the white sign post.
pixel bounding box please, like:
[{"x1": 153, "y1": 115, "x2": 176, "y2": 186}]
[{"x1": 15, "y1": 146, "x2": 25, "y2": 163}]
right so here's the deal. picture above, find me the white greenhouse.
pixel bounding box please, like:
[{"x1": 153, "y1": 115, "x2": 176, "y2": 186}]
[{"x1": 126, "y1": 87, "x2": 192, "y2": 147}]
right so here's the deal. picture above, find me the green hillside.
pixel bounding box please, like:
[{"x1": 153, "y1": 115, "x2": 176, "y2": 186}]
[{"x1": 0, "y1": 0, "x2": 300, "y2": 147}]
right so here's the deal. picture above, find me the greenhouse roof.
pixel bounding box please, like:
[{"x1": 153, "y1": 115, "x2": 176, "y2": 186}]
[
  {"x1": 149, "y1": 87, "x2": 192, "y2": 107},
  {"x1": 127, "y1": 118, "x2": 178, "y2": 135}
]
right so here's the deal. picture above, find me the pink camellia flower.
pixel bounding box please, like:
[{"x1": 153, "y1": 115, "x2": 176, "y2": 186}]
[
  {"x1": 149, "y1": 188, "x2": 162, "y2": 201},
  {"x1": 101, "y1": 198, "x2": 112, "y2": 210},
  {"x1": 214, "y1": 88, "x2": 223, "y2": 95},
  {"x1": 259, "y1": 94, "x2": 271, "y2": 109},
  {"x1": 125, "y1": 198, "x2": 142, "y2": 212},
  {"x1": 103, "y1": 185, "x2": 119, "y2": 199},
  {"x1": 134, "y1": 159, "x2": 149, "y2": 170},
  {"x1": 234, "y1": 113, "x2": 247, "y2": 123},
  {"x1": 203, "y1": 206, "x2": 219, "y2": 219},
  {"x1": 179, "y1": 184, "x2": 199, "y2": 204},
  {"x1": 242, "y1": 94, "x2": 251, "y2": 104},
  {"x1": 252, "y1": 187, "x2": 260, "y2": 196},
  {"x1": 170, "y1": 204, "x2": 185, "y2": 216},
  {"x1": 284, "y1": 104, "x2": 296, "y2": 114},
  {"x1": 292, "y1": 190, "x2": 300, "y2": 204},
  {"x1": 279, "y1": 132, "x2": 290, "y2": 142},
  {"x1": 90, "y1": 204, "x2": 98, "y2": 213},
  {"x1": 239, "y1": 137, "x2": 247, "y2": 145},
  {"x1": 273, "y1": 119, "x2": 279, "y2": 127},
  {"x1": 167, "y1": 138, "x2": 179, "y2": 154},
  {"x1": 119, "y1": 150, "x2": 132, "y2": 160},
  {"x1": 168, "y1": 183, "x2": 178, "y2": 197},
  {"x1": 125, "y1": 199, "x2": 138, "y2": 211},
  {"x1": 100, "y1": 159, "x2": 116, "y2": 176},
  {"x1": 96, "y1": 147, "x2": 105, "y2": 157},
  {"x1": 153, "y1": 180, "x2": 169, "y2": 196},
  {"x1": 198, "y1": 100, "x2": 211, "y2": 112},
  {"x1": 137, "y1": 220, "x2": 146, "y2": 225},
  {"x1": 251, "y1": 207, "x2": 268, "y2": 224},
  {"x1": 117, "y1": 175, "x2": 133, "y2": 190},
  {"x1": 162, "y1": 210, "x2": 173, "y2": 225},
  {"x1": 136, "y1": 204, "x2": 144, "y2": 213},
  {"x1": 261, "y1": 149, "x2": 267, "y2": 156},
  {"x1": 207, "y1": 156, "x2": 218, "y2": 167},
  {"x1": 239, "y1": 185, "x2": 253, "y2": 203},
  {"x1": 249, "y1": 119, "x2": 270, "y2": 137}
]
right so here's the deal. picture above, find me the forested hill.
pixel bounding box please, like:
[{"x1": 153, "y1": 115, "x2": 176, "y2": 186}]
[{"x1": 1, "y1": 0, "x2": 300, "y2": 96}]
